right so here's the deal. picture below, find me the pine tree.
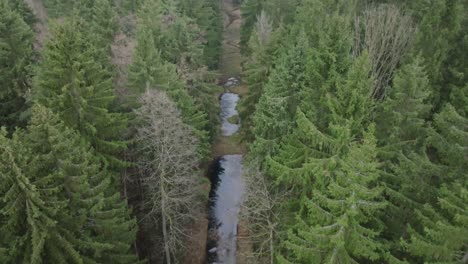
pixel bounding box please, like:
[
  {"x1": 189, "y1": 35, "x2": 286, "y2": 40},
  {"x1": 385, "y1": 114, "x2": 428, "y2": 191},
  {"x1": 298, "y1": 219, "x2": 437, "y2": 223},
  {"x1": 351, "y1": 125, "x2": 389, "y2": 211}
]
[
  {"x1": 240, "y1": 11, "x2": 282, "y2": 141},
  {"x1": 266, "y1": 53, "x2": 372, "y2": 187},
  {"x1": 405, "y1": 181, "x2": 467, "y2": 263},
  {"x1": 240, "y1": 0, "x2": 265, "y2": 54},
  {"x1": 376, "y1": 59, "x2": 432, "y2": 153},
  {"x1": 200, "y1": 0, "x2": 223, "y2": 69},
  {"x1": 43, "y1": 0, "x2": 74, "y2": 17},
  {"x1": 5, "y1": 0, "x2": 36, "y2": 26},
  {"x1": 406, "y1": 0, "x2": 464, "y2": 109},
  {"x1": 0, "y1": 127, "x2": 61, "y2": 264},
  {"x1": 129, "y1": 22, "x2": 210, "y2": 158},
  {"x1": 0, "y1": 105, "x2": 138, "y2": 263},
  {"x1": 278, "y1": 126, "x2": 386, "y2": 264},
  {"x1": 260, "y1": 53, "x2": 375, "y2": 263},
  {"x1": 35, "y1": 18, "x2": 127, "y2": 168},
  {"x1": 250, "y1": 32, "x2": 309, "y2": 161},
  {"x1": 445, "y1": 9, "x2": 467, "y2": 117},
  {"x1": 0, "y1": 0, "x2": 34, "y2": 131},
  {"x1": 385, "y1": 104, "x2": 468, "y2": 262},
  {"x1": 88, "y1": 0, "x2": 118, "y2": 66}
]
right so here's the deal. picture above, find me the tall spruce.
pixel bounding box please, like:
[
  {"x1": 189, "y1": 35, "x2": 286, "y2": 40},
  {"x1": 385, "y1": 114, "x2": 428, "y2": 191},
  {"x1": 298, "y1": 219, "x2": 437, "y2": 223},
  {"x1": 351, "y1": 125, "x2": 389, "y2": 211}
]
[
  {"x1": 35, "y1": 18, "x2": 127, "y2": 168},
  {"x1": 250, "y1": 32, "x2": 309, "y2": 161},
  {"x1": 0, "y1": 0, "x2": 34, "y2": 131},
  {"x1": 240, "y1": 11, "x2": 282, "y2": 141},
  {"x1": 0, "y1": 105, "x2": 137, "y2": 263},
  {"x1": 278, "y1": 126, "x2": 386, "y2": 264}
]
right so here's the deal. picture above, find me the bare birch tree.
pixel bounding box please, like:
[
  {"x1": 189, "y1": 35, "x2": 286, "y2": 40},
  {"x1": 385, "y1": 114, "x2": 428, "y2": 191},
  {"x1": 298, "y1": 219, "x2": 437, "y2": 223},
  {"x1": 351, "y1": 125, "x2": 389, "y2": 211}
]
[
  {"x1": 354, "y1": 4, "x2": 415, "y2": 100},
  {"x1": 135, "y1": 89, "x2": 201, "y2": 264},
  {"x1": 240, "y1": 161, "x2": 286, "y2": 264}
]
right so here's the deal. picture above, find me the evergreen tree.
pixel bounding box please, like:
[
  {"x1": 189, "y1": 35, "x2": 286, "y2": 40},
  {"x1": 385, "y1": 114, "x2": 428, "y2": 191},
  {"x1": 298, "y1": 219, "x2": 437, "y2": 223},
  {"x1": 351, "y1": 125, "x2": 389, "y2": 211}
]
[
  {"x1": 376, "y1": 59, "x2": 432, "y2": 153},
  {"x1": 406, "y1": 0, "x2": 464, "y2": 109},
  {"x1": 262, "y1": 53, "x2": 376, "y2": 263},
  {"x1": 0, "y1": 127, "x2": 61, "y2": 264},
  {"x1": 240, "y1": 12, "x2": 282, "y2": 141},
  {"x1": 404, "y1": 178, "x2": 468, "y2": 263},
  {"x1": 0, "y1": 0, "x2": 34, "y2": 131},
  {"x1": 0, "y1": 105, "x2": 138, "y2": 263},
  {"x1": 427, "y1": 104, "x2": 468, "y2": 180},
  {"x1": 201, "y1": 0, "x2": 223, "y2": 69},
  {"x1": 35, "y1": 19, "x2": 127, "y2": 168},
  {"x1": 405, "y1": 181, "x2": 468, "y2": 263},
  {"x1": 129, "y1": 22, "x2": 210, "y2": 158},
  {"x1": 278, "y1": 126, "x2": 386, "y2": 264},
  {"x1": 240, "y1": 0, "x2": 265, "y2": 54},
  {"x1": 5, "y1": 0, "x2": 36, "y2": 26},
  {"x1": 43, "y1": 0, "x2": 74, "y2": 17},
  {"x1": 265, "y1": 52, "x2": 372, "y2": 186},
  {"x1": 88, "y1": 0, "x2": 118, "y2": 66},
  {"x1": 250, "y1": 33, "x2": 309, "y2": 161}
]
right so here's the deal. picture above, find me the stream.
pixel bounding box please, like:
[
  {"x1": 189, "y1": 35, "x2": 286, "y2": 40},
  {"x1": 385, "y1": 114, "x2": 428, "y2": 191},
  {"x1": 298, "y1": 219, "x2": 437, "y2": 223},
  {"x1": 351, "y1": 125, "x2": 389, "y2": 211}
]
[{"x1": 208, "y1": 78, "x2": 245, "y2": 264}]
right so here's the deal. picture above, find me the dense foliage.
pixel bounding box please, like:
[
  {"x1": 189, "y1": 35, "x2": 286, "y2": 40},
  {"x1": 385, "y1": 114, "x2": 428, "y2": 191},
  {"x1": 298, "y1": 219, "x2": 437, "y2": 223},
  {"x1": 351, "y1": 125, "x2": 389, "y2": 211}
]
[
  {"x1": 241, "y1": 0, "x2": 468, "y2": 263},
  {"x1": 1, "y1": 0, "x2": 221, "y2": 263},
  {"x1": 1, "y1": 0, "x2": 466, "y2": 263}
]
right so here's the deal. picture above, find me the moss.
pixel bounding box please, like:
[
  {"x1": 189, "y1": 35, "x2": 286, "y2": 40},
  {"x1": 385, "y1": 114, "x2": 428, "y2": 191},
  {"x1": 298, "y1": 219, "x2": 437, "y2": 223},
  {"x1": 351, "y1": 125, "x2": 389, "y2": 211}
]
[{"x1": 227, "y1": 115, "x2": 240, "y2": 124}]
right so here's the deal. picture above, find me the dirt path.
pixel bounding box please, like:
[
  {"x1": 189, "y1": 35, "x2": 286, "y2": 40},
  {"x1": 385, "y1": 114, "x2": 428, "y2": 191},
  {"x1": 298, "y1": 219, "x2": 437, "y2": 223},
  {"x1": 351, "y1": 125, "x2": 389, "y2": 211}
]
[{"x1": 25, "y1": 0, "x2": 49, "y2": 51}]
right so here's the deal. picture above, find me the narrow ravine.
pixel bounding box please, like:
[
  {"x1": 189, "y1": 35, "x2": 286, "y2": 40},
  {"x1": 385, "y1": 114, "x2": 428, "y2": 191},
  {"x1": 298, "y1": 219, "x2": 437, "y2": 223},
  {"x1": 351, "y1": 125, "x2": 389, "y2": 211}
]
[
  {"x1": 206, "y1": 0, "x2": 247, "y2": 263},
  {"x1": 208, "y1": 78, "x2": 245, "y2": 264}
]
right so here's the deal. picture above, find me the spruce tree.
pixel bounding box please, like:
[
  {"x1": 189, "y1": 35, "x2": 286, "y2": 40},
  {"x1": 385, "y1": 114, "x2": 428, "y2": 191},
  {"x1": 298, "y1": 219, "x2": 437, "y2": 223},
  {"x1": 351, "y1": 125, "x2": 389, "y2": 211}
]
[
  {"x1": 0, "y1": 0, "x2": 34, "y2": 131},
  {"x1": 278, "y1": 126, "x2": 386, "y2": 264},
  {"x1": 0, "y1": 105, "x2": 138, "y2": 263},
  {"x1": 35, "y1": 18, "x2": 127, "y2": 168},
  {"x1": 129, "y1": 23, "x2": 210, "y2": 158},
  {"x1": 405, "y1": 181, "x2": 467, "y2": 263},
  {"x1": 264, "y1": 53, "x2": 376, "y2": 263},
  {"x1": 250, "y1": 32, "x2": 309, "y2": 161},
  {"x1": 406, "y1": 0, "x2": 464, "y2": 108},
  {"x1": 0, "y1": 128, "x2": 61, "y2": 264},
  {"x1": 5, "y1": 0, "x2": 36, "y2": 26},
  {"x1": 376, "y1": 59, "x2": 432, "y2": 153},
  {"x1": 374, "y1": 59, "x2": 435, "y2": 261},
  {"x1": 240, "y1": 0, "x2": 265, "y2": 54},
  {"x1": 266, "y1": 52, "x2": 373, "y2": 187},
  {"x1": 240, "y1": 12, "x2": 282, "y2": 141}
]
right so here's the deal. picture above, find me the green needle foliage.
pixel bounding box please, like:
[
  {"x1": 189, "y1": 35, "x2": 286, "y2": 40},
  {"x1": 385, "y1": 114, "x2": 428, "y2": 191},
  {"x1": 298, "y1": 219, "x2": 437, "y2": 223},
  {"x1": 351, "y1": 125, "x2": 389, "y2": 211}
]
[
  {"x1": 0, "y1": 0, "x2": 34, "y2": 131},
  {"x1": 0, "y1": 105, "x2": 137, "y2": 263},
  {"x1": 35, "y1": 18, "x2": 127, "y2": 169}
]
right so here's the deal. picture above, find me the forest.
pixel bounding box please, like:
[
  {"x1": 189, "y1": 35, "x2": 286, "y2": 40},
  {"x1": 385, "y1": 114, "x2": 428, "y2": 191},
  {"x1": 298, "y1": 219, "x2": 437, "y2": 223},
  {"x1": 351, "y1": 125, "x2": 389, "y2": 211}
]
[{"x1": 0, "y1": 0, "x2": 466, "y2": 264}]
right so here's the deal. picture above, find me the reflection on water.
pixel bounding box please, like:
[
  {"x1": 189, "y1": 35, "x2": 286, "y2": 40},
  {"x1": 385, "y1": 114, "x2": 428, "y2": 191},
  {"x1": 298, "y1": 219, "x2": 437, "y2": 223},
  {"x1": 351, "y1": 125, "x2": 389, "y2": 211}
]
[
  {"x1": 211, "y1": 155, "x2": 244, "y2": 264},
  {"x1": 220, "y1": 93, "x2": 240, "y2": 136},
  {"x1": 208, "y1": 78, "x2": 245, "y2": 263}
]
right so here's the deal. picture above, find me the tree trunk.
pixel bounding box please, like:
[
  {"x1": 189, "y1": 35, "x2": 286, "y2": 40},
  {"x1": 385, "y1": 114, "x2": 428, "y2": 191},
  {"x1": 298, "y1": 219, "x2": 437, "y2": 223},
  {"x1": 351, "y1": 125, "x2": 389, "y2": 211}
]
[{"x1": 161, "y1": 183, "x2": 171, "y2": 264}]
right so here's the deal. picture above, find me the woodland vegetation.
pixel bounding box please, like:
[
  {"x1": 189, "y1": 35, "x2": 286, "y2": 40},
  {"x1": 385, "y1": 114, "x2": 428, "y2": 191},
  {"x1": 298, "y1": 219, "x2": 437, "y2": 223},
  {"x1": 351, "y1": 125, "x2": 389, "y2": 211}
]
[
  {"x1": 240, "y1": 0, "x2": 467, "y2": 263},
  {"x1": 0, "y1": 0, "x2": 466, "y2": 263},
  {"x1": 1, "y1": 0, "x2": 221, "y2": 263}
]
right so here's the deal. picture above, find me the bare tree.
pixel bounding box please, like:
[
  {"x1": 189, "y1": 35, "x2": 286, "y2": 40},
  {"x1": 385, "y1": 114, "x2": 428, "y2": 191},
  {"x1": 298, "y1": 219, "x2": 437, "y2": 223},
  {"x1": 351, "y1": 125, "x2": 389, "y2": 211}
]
[
  {"x1": 255, "y1": 10, "x2": 273, "y2": 47},
  {"x1": 354, "y1": 4, "x2": 415, "y2": 100},
  {"x1": 240, "y1": 161, "x2": 286, "y2": 264},
  {"x1": 135, "y1": 89, "x2": 201, "y2": 264}
]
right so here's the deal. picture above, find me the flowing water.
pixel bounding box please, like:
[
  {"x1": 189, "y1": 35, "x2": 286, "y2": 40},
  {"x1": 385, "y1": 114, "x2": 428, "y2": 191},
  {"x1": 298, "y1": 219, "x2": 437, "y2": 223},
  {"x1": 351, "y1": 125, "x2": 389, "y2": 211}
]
[{"x1": 208, "y1": 79, "x2": 245, "y2": 264}]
